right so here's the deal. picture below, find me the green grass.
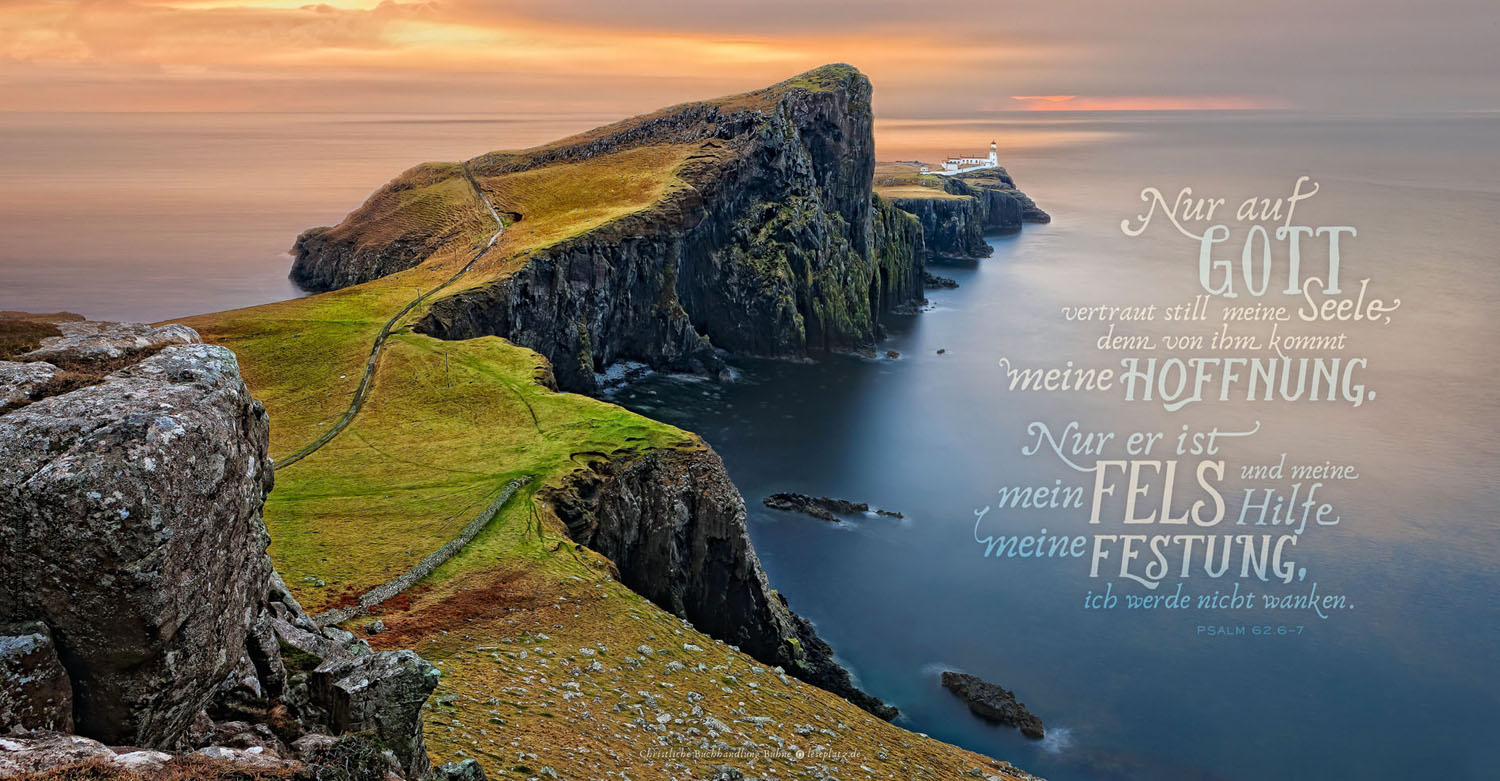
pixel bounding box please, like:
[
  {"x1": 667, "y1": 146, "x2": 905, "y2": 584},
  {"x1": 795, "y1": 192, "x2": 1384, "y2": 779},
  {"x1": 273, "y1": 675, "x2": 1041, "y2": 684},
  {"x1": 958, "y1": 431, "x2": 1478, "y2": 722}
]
[{"x1": 260, "y1": 331, "x2": 694, "y2": 610}]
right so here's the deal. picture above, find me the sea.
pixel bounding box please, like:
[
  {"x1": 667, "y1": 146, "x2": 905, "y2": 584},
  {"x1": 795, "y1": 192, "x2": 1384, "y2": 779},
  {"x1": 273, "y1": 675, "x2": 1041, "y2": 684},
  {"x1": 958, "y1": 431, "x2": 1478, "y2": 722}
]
[{"x1": 3, "y1": 109, "x2": 1497, "y2": 780}]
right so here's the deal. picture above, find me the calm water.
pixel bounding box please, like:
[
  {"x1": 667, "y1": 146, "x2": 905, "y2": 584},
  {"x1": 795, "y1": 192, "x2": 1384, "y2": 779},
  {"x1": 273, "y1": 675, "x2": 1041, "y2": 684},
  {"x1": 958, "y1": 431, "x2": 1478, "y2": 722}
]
[{"x1": 3, "y1": 111, "x2": 1497, "y2": 779}]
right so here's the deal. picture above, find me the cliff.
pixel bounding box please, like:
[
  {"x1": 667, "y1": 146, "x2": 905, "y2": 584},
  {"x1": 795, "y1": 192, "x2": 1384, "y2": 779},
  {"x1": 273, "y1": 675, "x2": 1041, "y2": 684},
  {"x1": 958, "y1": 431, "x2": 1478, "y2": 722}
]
[
  {"x1": 875, "y1": 163, "x2": 1050, "y2": 261},
  {"x1": 292, "y1": 65, "x2": 926, "y2": 393},
  {"x1": 542, "y1": 447, "x2": 897, "y2": 719}
]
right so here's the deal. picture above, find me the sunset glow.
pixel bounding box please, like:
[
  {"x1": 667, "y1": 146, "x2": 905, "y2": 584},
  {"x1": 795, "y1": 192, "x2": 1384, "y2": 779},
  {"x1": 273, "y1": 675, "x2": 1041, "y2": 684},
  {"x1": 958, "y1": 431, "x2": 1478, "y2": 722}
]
[
  {"x1": 0, "y1": 1, "x2": 1489, "y2": 114},
  {"x1": 1008, "y1": 95, "x2": 1279, "y2": 111}
]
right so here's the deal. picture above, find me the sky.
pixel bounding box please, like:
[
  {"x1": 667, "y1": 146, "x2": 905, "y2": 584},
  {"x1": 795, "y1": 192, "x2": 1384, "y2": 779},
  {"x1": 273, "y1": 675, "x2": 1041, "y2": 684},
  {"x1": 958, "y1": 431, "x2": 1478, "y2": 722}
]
[{"x1": 1, "y1": 0, "x2": 1497, "y2": 116}]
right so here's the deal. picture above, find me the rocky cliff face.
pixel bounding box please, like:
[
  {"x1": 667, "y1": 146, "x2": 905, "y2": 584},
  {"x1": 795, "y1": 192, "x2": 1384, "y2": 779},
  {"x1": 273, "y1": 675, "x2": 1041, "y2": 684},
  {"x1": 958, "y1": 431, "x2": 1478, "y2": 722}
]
[
  {"x1": 886, "y1": 195, "x2": 992, "y2": 261},
  {"x1": 946, "y1": 168, "x2": 1051, "y2": 230},
  {"x1": 540, "y1": 447, "x2": 897, "y2": 719},
  {"x1": 0, "y1": 318, "x2": 448, "y2": 779},
  {"x1": 888, "y1": 169, "x2": 1050, "y2": 261}
]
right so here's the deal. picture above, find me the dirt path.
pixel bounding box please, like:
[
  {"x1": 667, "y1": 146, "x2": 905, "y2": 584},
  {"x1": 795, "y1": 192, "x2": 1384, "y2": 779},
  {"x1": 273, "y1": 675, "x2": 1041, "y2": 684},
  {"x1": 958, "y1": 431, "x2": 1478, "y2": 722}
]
[{"x1": 275, "y1": 163, "x2": 506, "y2": 471}]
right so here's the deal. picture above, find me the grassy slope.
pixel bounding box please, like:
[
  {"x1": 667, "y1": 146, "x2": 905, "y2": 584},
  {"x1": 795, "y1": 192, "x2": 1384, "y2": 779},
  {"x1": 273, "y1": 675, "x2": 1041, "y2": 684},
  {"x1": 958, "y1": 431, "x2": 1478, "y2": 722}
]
[
  {"x1": 180, "y1": 72, "x2": 1034, "y2": 781},
  {"x1": 872, "y1": 162, "x2": 971, "y2": 201}
]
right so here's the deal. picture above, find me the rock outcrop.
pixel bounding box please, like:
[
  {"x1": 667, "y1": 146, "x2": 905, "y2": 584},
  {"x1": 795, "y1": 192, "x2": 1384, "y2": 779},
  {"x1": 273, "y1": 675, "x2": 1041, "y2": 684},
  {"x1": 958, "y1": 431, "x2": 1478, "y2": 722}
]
[
  {"x1": 0, "y1": 318, "x2": 442, "y2": 779},
  {"x1": 542, "y1": 447, "x2": 898, "y2": 720},
  {"x1": 762, "y1": 492, "x2": 902, "y2": 521},
  {"x1": 887, "y1": 169, "x2": 1049, "y2": 261},
  {"x1": 0, "y1": 339, "x2": 275, "y2": 745},
  {"x1": 885, "y1": 194, "x2": 991, "y2": 260},
  {"x1": 940, "y1": 671, "x2": 1045, "y2": 739},
  {"x1": 0, "y1": 622, "x2": 72, "y2": 733}
]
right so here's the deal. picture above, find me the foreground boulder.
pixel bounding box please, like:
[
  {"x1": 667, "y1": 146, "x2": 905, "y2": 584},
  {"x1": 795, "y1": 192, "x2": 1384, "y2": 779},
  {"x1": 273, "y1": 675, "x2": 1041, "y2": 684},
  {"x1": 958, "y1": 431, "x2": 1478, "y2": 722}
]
[
  {"x1": 0, "y1": 317, "x2": 441, "y2": 778},
  {"x1": 0, "y1": 339, "x2": 274, "y2": 744},
  {"x1": 941, "y1": 671, "x2": 1045, "y2": 739}
]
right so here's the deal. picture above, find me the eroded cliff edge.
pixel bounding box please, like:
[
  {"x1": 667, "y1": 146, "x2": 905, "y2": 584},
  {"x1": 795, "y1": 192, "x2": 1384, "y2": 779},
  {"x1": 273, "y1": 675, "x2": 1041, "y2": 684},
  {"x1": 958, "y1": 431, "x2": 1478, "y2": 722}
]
[{"x1": 540, "y1": 447, "x2": 897, "y2": 719}]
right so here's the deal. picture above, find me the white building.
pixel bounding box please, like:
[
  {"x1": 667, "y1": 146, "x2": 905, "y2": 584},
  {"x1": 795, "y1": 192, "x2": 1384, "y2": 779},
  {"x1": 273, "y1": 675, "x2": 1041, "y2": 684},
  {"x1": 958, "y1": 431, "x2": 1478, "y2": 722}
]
[{"x1": 921, "y1": 141, "x2": 1000, "y2": 176}]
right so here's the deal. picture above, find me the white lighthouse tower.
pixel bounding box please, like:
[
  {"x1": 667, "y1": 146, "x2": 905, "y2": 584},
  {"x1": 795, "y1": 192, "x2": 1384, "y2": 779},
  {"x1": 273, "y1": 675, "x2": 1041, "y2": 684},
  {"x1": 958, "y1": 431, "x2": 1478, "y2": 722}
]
[{"x1": 933, "y1": 141, "x2": 1001, "y2": 176}]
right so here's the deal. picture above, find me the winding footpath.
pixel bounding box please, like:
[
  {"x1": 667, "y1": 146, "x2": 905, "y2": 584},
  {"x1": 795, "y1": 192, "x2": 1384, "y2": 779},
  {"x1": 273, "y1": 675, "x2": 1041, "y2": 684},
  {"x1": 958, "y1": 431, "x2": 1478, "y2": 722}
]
[
  {"x1": 275, "y1": 163, "x2": 505, "y2": 471},
  {"x1": 263, "y1": 164, "x2": 530, "y2": 626}
]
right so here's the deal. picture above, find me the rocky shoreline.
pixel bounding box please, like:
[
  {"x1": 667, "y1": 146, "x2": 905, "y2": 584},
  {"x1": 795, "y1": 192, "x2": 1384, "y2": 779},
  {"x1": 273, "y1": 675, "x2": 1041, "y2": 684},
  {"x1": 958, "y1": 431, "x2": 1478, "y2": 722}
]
[{"x1": 3, "y1": 66, "x2": 1055, "y2": 780}]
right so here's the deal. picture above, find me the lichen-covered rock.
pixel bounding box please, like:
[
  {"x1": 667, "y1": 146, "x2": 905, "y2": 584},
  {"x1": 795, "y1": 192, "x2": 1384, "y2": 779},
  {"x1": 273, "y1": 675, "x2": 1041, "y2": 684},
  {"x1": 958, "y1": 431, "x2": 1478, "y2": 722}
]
[
  {"x1": 310, "y1": 651, "x2": 440, "y2": 779},
  {"x1": 0, "y1": 342, "x2": 274, "y2": 746},
  {"x1": 543, "y1": 446, "x2": 897, "y2": 720},
  {"x1": 0, "y1": 732, "x2": 117, "y2": 775},
  {"x1": 0, "y1": 621, "x2": 72, "y2": 732},
  {"x1": 21, "y1": 320, "x2": 198, "y2": 365},
  {"x1": 0, "y1": 321, "x2": 444, "y2": 777},
  {"x1": 434, "y1": 758, "x2": 489, "y2": 781},
  {"x1": 0, "y1": 360, "x2": 58, "y2": 410}
]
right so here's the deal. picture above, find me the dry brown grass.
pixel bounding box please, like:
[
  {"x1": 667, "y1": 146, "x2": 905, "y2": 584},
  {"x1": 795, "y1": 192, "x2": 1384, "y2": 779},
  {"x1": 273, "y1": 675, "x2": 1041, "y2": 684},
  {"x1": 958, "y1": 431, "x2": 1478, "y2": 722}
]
[
  {"x1": 0, "y1": 315, "x2": 66, "y2": 360},
  {"x1": 16, "y1": 756, "x2": 302, "y2": 781}
]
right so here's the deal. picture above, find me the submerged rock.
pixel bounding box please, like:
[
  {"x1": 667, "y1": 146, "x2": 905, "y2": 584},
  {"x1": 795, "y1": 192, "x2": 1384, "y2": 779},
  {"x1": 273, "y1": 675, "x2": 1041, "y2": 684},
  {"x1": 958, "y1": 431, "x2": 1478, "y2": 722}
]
[
  {"x1": 940, "y1": 671, "x2": 1045, "y2": 739},
  {"x1": 924, "y1": 271, "x2": 960, "y2": 289}
]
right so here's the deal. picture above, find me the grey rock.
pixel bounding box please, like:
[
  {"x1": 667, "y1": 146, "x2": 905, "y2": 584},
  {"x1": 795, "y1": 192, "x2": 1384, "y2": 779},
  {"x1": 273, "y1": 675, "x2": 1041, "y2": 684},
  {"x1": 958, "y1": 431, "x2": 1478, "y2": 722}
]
[
  {"x1": 22, "y1": 320, "x2": 199, "y2": 365},
  {"x1": 0, "y1": 343, "x2": 274, "y2": 746},
  {"x1": 0, "y1": 621, "x2": 72, "y2": 732},
  {"x1": 434, "y1": 757, "x2": 489, "y2": 780},
  {"x1": 291, "y1": 732, "x2": 337, "y2": 761},
  {"x1": 112, "y1": 749, "x2": 173, "y2": 772},
  {"x1": 0, "y1": 732, "x2": 116, "y2": 775},
  {"x1": 195, "y1": 744, "x2": 297, "y2": 769},
  {"x1": 311, "y1": 650, "x2": 440, "y2": 779},
  {"x1": 0, "y1": 361, "x2": 58, "y2": 410},
  {"x1": 941, "y1": 670, "x2": 1045, "y2": 739}
]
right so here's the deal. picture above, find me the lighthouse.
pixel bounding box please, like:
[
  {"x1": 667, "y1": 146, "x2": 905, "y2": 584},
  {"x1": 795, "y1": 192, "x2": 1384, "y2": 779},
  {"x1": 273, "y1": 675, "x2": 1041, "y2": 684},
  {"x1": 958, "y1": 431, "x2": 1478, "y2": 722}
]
[{"x1": 935, "y1": 141, "x2": 1002, "y2": 176}]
